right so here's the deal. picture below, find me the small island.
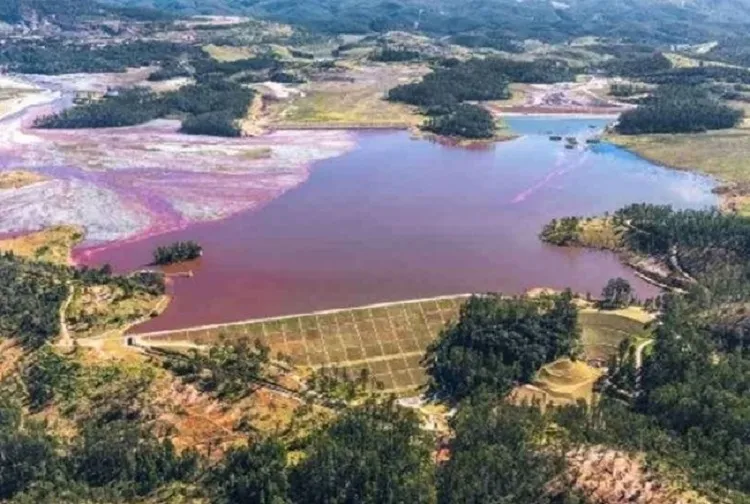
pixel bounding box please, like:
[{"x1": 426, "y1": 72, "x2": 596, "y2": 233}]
[{"x1": 152, "y1": 240, "x2": 203, "y2": 265}]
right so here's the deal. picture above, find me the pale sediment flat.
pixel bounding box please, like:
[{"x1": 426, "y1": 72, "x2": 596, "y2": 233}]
[{"x1": 0, "y1": 73, "x2": 357, "y2": 244}]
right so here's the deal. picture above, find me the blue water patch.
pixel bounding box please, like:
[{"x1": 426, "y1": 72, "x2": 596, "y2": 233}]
[
  {"x1": 505, "y1": 116, "x2": 614, "y2": 136},
  {"x1": 589, "y1": 142, "x2": 644, "y2": 160}
]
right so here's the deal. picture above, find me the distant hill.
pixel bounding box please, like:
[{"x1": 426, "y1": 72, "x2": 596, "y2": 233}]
[
  {"x1": 0, "y1": 0, "x2": 171, "y2": 27},
  {"x1": 98, "y1": 0, "x2": 750, "y2": 43}
]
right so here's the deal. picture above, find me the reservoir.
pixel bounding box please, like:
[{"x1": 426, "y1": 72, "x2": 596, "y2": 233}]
[{"x1": 80, "y1": 117, "x2": 718, "y2": 332}]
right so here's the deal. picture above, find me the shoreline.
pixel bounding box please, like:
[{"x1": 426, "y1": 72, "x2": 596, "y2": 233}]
[
  {"x1": 605, "y1": 134, "x2": 731, "y2": 210},
  {"x1": 498, "y1": 111, "x2": 621, "y2": 119}
]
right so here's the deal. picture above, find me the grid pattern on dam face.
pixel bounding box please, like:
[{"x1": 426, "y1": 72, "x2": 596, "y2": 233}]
[{"x1": 139, "y1": 296, "x2": 467, "y2": 393}]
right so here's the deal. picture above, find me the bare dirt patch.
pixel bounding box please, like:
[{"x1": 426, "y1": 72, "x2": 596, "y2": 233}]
[
  {"x1": 0, "y1": 170, "x2": 48, "y2": 189},
  {"x1": 489, "y1": 77, "x2": 632, "y2": 116}
]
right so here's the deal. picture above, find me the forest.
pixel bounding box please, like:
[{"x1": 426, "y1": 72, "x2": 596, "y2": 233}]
[
  {"x1": 425, "y1": 291, "x2": 580, "y2": 402},
  {"x1": 0, "y1": 0, "x2": 171, "y2": 25},
  {"x1": 615, "y1": 85, "x2": 743, "y2": 134},
  {"x1": 163, "y1": 339, "x2": 270, "y2": 401},
  {"x1": 389, "y1": 58, "x2": 571, "y2": 108},
  {"x1": 0, "y1": 40, "x2": 196, "y2": 75},
  {"x1": 641, "y1": 65, "x2": 750, "y2": 86},
  {"x1": 34, "y1": 81, "x2": 254, "y2": 137},
  {"x1": 102, "y1": 0, "x2": 750, "y2": 45},
  {"x1": 2, "y1": 354, "x2": 590, "y2": 504},
  {"x1": 423, "y1": 104, "x2": 496, "y2": 139},
  {"x1": 539, "y1": 203, "x2": 750, "y2": 497},
  {"x1": 152, "y1": 240, "x2": 202, "y2": 265},
  {"x1": 0, "y1": 253, "x2": 163, "y2": 350},
  {"x1": 601, "y1": 52, "x2": 672, "y2": 78},
  {"x1": 369, "y1": 47, "x2": 423, "y2": 62},
  {"x1": 388, "y1": 58, "x2": 572, "y2": 138}
]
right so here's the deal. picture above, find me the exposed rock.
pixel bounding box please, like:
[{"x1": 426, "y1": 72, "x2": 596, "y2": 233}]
[{"x1": 566, "y1": 446, "x2": 709, "y2": 504}]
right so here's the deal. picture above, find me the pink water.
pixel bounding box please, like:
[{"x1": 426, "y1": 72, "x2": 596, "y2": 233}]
[{"x1": 78, "y1": 119, "x2": 717, "y2": 332}]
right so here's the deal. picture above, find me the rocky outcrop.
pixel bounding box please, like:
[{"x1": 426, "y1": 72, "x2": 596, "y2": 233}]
[{"x1": 566, "y1": 446, "x2": 709, "y2": 504}]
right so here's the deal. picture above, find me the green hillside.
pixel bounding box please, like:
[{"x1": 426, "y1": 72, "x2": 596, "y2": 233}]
[{"x1": 98, "y1": 0, "x2": 750, "y2": 43}]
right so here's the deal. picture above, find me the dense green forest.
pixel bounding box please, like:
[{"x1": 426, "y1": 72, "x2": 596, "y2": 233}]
[
  {"x1": 370, "y1": 47, "x2": 423, "y2": 62},
  {"x1": 389, "y1": 58, "x2": 571, "y2": 108},
  {"x1": 615, "y1": 86, "x2": 743, "y2": 134},
  {"x1": 642, "y1": 65, "x2": 750, "y2": 86},
  {"x1": 0, "y1": 253, "x2": 69, "y2": 350},
  {"x1": 34, "y1": 81, "x2": 254, "y2": 137},
  {"x1": 423, "y1": 104, "x2": 496, "y2": 139},
  {"x1": 0, "y1": 40, "x2": 196, "y2": 75},
  {"x1": 602, "y1": 52, "x2": 672, "y2": 78},
  {"x1": 425, "y1": 291, "x2": 579, "y2": 402},
  {"x1": 152, "y1": 240, "x2": 203, "y2": 265},
  {"x1": 608, "y1": 83, "x2": 649, "y2": 97},
  {"x1": 0, "y1": 372, "x2": 587, "y2": 503},
  {"x1": 539, "y1": 203, "x2": 750, "y2": 497}
]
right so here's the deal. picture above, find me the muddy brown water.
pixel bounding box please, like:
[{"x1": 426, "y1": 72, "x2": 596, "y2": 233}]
[{"x1": 78, "y1": 118, "x2": 717, "y2": 333}]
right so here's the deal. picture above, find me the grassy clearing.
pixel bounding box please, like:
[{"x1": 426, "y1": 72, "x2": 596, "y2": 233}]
[
  {"x1": 265, "y1": 63, "x2": 426, "y2": 129},
  {"x1": 608, "y1": 125, "x2": 750, "y2": 214},
  {"x1": 532, "y1": 358, "x2": 603, "y2": 405},
  {"x1": 0, "y1": 89, "x2": 34, "y2": 117},
  {"x1": 575, "y1": 217, "x2": 624, "y2": 250},
  {"x1": 0, "y1": 225, "x2": 83, "y2": 265},
  {"x1": 267, "y1": 88, "x2": 421, "y2": 128},
  {"x1": 578, "y1": 310, "x2": 651, "y2": 362},
  {"x1": 663, "y1": 52, "x2": 741, "y2": 69},
  {"x1": 488, "y1": 83, "x2": 532, "y2": 108},
  {"x1": 203, "y1": 44, "x2": 258, "y2": 62}
]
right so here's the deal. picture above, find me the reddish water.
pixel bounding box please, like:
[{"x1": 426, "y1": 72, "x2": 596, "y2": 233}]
[{"x1": 80, "y1": 118, "x2": 717, "y2": 332}]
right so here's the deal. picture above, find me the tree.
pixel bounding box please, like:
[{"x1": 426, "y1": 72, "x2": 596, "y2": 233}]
[
  {"x1": 289, "y1": 400, "x2": 436, "y2": 504},
  {"x1": 600, "y1": 277, "x2": 633, "y2": 309},
  {"x1": 615, "y1": 85, "x2": 743, "y2": 134},
  {"x1": 152, "y1": 240, "x2": 203, "y2": 265},
  {"x1": 425, "y1": 292, "x2": 580, "y2": 402},
  {"x1": 423, "y1": 104, "x2": 496, "y2": 139},
  {"x1": 164, "y1": 339, "x2": 271, "y2": 401},
  {"x1": 0, "y1": 413, "x2": 59, "y2": 501},
  {"x1": 208, "y1": 438, "x2": 290, "y2": 504},
  {"x1": 70, "y1": 421, "x2": 199, "y2": 497},
  {"x1": 438, "y1": 396, "x2": 565, "y2": 504}
]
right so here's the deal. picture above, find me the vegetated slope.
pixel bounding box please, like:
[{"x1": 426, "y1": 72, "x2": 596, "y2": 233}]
[
  {"x1": 0, "y1": 0, "x2": 102, "y2": 24},
  {"x1": 0, "y1": 0, "x2": 169, "y2": 25},
  {"x1": 100, "y1": 0, "x2": 750, "y2": 43}
]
